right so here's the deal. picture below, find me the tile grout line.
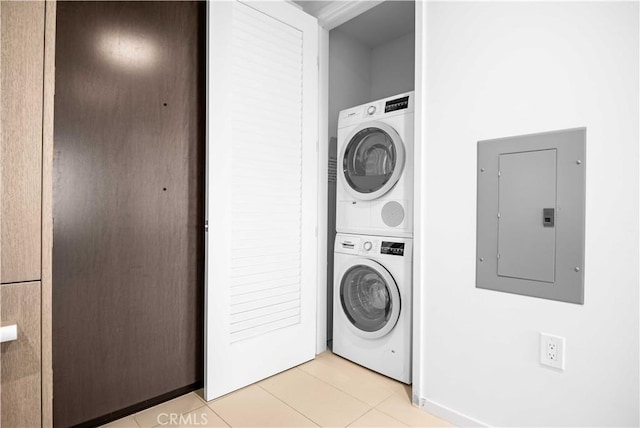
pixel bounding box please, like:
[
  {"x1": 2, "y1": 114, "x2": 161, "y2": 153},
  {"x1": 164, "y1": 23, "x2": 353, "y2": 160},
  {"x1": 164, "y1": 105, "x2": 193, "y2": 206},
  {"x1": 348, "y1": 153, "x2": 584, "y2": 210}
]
[
  {"x1": 196, "y1": 388, "x2": 242, "y2": 427},
  {"x1": 255, "y1": 377, "x2": 322, "y2": 427},
  {"x1": 343, "y1": 407, "x2": 378, "y2": 428},
  {"x1": 311, "y1": 353, "x2": 406, "y2": 393},
  {"x1": 297, "y1": 359, "x2": 393, "y2": 408},
  {"x1": 292, "y1": 366, "x2": 374, "y2": 410},
  {"x1": 368, "y1": 405, "x2": 412, "y2": 428},
  {"x1": 193, "y1": 390, "x2": 208, "y2": 405},
  {"x1": 194, "y1": 403, "x2": 233, "y2": 428},
  {"x1": 259, "y1": 366, "x2": 372, "y2": 427},
  {"x1": 373, "y1": 394, "x2": 440, "y2": 428}
]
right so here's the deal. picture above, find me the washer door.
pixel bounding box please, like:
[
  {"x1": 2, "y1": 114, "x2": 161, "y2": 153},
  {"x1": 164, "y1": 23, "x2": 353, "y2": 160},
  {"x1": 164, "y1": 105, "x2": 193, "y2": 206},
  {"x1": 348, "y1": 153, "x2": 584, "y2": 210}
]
[
  {"x1": 340, "y1": 121, "x2": 405, "y2": 201},
  {"x1": 339, "y1": 258, "x2": 401, "y2": 339}
]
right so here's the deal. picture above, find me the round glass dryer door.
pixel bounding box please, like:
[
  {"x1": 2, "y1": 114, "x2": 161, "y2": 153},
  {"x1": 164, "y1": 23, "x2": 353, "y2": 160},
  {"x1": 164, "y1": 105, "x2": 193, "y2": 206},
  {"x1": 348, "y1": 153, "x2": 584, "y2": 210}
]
[
  {"x1": 339, "y1": 258, "x2": 401, "y2": 339},
  {"x1": 341, "y1": 121, "x2": 405, "y2": 201}
]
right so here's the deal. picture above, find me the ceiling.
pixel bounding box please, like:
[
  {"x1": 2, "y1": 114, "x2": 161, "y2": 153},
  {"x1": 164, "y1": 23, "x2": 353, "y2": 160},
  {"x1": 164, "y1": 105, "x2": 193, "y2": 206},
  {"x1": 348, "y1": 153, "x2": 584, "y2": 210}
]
[
  {"x1": 293, "y1": 1, "x2": 332, "y2": 17},
  {"x1": 294, "y1": 1, "x2": 415, "y2": 48}
]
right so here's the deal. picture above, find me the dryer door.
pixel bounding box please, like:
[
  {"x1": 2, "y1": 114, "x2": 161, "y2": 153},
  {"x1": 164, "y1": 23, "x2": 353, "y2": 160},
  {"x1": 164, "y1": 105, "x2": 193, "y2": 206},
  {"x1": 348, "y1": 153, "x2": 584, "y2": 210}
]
[
  {"x1": 340, "y1": 121, "x2": 405, "y2": 201},
  {"x1": 339, "y1": 258, "x2": 401, "y2": 339}
]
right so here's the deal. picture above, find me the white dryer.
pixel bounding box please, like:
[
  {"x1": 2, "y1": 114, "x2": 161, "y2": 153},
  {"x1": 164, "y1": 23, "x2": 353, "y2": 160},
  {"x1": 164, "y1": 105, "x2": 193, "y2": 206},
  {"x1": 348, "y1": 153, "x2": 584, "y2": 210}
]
[
  {"x1": 333, "y1": 233, "x2": 412, "y2": 384},
  {"x1": 336, "y1": 92, "x2": 414, "y2": 238}
]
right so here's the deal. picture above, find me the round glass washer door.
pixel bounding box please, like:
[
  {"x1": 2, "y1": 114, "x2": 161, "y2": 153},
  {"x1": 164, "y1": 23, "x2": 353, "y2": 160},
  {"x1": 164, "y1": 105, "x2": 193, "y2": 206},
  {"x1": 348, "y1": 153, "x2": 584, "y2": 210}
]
[
  {"x1": 339, "y1": 258, "x2": 401, "y2": 339},
  {"x1": 340, "y1": 121, "x2": 405, "y2": 201}
]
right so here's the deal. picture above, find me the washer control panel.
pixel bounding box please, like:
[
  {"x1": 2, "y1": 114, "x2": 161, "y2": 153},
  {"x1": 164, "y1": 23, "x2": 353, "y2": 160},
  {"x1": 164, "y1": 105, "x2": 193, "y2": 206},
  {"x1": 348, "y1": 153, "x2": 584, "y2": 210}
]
[
  {"x1": 336, "y1": 235, "x2": 408, "y2": 258},
  {"x1": 380, "y1": 241, "x2": 405, "y2": 256}
]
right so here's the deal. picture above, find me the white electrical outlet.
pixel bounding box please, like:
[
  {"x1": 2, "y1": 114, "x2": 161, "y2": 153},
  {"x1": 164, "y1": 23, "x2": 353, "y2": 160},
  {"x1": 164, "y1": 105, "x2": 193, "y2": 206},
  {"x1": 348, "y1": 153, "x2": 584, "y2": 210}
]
[{"x1": 540, "y1": 333, "x2": 565, "y2": 370}]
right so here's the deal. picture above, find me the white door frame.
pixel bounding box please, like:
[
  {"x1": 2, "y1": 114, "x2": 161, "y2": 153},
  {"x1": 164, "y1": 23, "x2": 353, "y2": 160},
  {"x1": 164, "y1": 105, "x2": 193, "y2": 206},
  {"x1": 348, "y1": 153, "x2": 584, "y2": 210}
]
[
  {"x1": 314, "y1": 1, "x2": 425, "y2": 405},
  {"x1": 313, "y1": 1, "x2": 384, "y2": 30},
  {"x1": 316, "y1": 25, "x2": 330, "y2": 353},
  {"x1": 411, "y1": 0, "x2": 426, "y2": 406}
]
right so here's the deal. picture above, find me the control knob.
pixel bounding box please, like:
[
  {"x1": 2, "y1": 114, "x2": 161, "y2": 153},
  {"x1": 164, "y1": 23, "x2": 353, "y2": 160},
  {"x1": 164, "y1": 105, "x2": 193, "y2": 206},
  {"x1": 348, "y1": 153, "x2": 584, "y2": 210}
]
[
  {"x1": 363, "y1": 241, "x2": 373, "y2": 251},
  {"x1": 367, "y1": 106, "x2": 376, "y2": 116}
]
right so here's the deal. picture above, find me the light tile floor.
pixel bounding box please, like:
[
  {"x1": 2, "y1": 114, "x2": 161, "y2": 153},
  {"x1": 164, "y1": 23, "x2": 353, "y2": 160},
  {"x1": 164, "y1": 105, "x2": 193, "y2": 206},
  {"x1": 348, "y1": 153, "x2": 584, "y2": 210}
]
[{"x1": 103, "y1": 351, "x2": 452, "y2": 428}]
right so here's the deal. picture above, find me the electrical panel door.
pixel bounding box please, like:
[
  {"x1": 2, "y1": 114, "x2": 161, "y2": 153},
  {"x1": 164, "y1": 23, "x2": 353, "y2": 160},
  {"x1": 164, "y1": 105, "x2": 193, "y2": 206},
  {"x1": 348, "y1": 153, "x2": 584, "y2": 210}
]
[
  {"x1": 476, "y1": 128, "x2": 585, "y2": 304},
  {"x1": 497, "y1": 150, "x2": 557, "y2": 283}
]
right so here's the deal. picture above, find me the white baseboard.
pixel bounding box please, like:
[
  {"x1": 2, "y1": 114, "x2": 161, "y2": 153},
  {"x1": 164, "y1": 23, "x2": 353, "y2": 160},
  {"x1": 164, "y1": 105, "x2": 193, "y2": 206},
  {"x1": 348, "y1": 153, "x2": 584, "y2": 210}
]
[{"x1": 419, "y1": 398, "x2": 490, "y2": 428}]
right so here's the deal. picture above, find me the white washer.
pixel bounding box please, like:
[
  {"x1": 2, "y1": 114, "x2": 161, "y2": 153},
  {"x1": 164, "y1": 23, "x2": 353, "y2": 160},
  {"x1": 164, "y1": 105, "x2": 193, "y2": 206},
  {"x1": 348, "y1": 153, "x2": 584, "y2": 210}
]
[
  {"x1": 333, "y1": 233, "x2": 412, "y2": 384},
  {"x1": 336, "y1": 92, "x2": 414, "y2": 238}
]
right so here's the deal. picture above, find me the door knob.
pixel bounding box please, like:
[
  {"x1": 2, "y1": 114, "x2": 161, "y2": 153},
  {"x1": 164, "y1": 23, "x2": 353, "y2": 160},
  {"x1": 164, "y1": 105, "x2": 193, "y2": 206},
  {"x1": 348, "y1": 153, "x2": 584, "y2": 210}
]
[{"x1": 0, "y1": 324, "x2": 18, "y2": 343}]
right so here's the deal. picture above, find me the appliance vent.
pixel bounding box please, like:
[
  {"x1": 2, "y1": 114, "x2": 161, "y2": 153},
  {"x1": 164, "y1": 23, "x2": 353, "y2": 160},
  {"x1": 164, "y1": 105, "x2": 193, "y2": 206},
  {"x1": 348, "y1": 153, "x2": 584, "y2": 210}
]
[{"x1": 328, "y1": 156, "x2": 337, "y2": 183}]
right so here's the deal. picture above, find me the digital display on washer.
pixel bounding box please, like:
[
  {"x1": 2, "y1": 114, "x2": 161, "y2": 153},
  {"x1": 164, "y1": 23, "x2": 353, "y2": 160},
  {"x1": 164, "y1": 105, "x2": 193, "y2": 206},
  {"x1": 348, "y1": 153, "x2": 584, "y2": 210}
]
[
  {"x1": 384, "y1": 96, "x2": 409, "y2": 113},
  {"x1": 381, "y1": 241, "x2": 404, "y2": 256}
]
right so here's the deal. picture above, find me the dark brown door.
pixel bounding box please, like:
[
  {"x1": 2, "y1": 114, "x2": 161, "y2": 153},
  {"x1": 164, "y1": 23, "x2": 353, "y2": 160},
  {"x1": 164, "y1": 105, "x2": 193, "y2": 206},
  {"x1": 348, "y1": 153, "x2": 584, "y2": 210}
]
[{"x1": 52, "y1": 2, "x2": 205, "y2": 426}]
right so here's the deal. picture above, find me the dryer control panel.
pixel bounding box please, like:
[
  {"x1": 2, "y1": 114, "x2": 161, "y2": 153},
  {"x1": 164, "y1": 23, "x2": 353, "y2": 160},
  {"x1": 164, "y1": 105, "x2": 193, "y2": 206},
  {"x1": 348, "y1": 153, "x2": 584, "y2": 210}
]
[
  {"x1": 338, "y1": 91, "x2": 415, "y2": 129},
  {"x1": 384, "y1": 96, "x2": 410, "y2": 113}
]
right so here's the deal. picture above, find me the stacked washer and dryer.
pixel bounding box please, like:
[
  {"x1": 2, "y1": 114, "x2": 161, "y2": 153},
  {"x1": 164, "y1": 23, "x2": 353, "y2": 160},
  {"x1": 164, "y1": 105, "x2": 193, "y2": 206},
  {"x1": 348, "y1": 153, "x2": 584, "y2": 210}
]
[{"x1": 333, "y1": 92, "x2": 414, "y2": 384}]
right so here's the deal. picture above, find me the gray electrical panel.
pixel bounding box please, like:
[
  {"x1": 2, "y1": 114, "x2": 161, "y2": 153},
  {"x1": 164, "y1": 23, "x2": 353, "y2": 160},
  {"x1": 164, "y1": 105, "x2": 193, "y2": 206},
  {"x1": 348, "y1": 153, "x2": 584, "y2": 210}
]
[{"x1": 476, "y1": 128, "x2": 586, "y2": 304}]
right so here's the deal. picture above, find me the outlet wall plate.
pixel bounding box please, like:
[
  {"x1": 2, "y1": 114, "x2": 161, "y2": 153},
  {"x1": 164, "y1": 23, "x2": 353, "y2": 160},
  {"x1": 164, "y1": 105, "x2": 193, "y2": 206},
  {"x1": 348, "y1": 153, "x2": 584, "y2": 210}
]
[{"x1": 540, "y1": 332, "x2": 565, "y2": 370}]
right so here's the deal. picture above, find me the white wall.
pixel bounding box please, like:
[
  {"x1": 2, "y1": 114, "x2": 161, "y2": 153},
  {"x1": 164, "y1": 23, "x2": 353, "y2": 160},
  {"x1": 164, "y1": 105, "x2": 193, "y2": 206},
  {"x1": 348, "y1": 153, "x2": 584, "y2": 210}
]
[
  {"x1": 329, "y1": 29, "x2": 415, "y2": 139},
  {"x1": 419, "y1": 2, "x2": 639, "y2": 426},
  {"x1": 328, "y1": 29, "x2": 372, "y2": 139},
  {"x1": 371, "y1": 32, "x2": 415, "y2": 100}
]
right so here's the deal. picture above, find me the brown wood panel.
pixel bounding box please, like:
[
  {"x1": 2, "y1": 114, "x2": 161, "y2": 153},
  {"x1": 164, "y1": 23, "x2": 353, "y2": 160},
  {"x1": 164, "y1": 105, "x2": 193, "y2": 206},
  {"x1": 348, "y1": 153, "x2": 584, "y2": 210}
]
[
  {"x1": 53, "y1": 2, "x2": 205, "y2": 426},
  {"x1": 0, "y1": 0, "x2": 3, "y2": 413},
  {"x1": 41, "y1": 1, "x2": 57, "y2": 425},
  {"x1": 0, "y1": 1, "x2": 45, "y2": 284},
  {"x1": 1, "y1": 0, "x2": 3, "y2": 414},
  {"x1": 1, "y1": 281, "x2": 42, "y2": 428}
]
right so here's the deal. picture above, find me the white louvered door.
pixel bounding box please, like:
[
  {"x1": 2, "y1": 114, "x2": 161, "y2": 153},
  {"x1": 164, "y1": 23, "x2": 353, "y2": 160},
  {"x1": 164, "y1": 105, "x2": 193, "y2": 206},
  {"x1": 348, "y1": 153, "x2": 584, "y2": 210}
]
[{"x1": 205, "y1": 1, "x2": 318, "y2": 400}]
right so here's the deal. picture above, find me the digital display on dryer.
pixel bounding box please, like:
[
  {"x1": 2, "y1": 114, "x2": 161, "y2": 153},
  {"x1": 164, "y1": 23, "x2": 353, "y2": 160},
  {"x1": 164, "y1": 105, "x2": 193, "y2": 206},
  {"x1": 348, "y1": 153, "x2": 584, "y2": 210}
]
[
  {"x1": 381, "y1": 242, "x2": 404, "y2": 256},
  {"x1": 384, "y1": 96, "x2": 409, "y2": 113}
]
